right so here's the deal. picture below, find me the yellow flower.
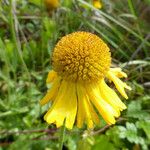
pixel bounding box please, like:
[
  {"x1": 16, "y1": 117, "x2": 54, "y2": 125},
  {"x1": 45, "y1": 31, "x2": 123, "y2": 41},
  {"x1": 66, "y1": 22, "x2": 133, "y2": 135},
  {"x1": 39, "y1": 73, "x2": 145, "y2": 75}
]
[
  {"x1": 44, "y1": 0, "x2": 59, "y2": 10},
  {"x1": 40, "y1": 32, "x2": 131, "y2": 129},
  {"x1": 93, "y1": 0, "x2": 102, "y2": 9}
]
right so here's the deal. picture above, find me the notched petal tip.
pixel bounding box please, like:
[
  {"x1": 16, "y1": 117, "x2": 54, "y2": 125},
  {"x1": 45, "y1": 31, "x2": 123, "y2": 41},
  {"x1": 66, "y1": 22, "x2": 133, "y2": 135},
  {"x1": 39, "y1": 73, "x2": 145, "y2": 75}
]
[
  {"x1": 106, "y1": 69, "x2": 131, "y2": 99},
  {"x1": 85, "y1": 83, "x2": 118, "y2": 125},
  {"x1": 43, "y1": 80, "x2": 77, "y2": 130},
  {"x1": 124, "y1": 83, "x2": 132, "y2": 91},
  {"x1": 99, "y1": 79, "x2": 127, "y2": 113},
  {"x1": 108, "y1": 119, "x2": 116, "y2": 125},
  {"x1": 110, "y1": 68, "x2": 127, "y2": 78}
]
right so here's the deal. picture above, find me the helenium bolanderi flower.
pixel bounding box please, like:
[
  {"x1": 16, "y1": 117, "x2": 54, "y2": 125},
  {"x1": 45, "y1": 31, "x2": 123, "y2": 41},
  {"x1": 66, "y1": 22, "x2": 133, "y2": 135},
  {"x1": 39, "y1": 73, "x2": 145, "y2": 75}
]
[
  {"x1": 44, "y1": 0, "x2": 59, "y2": 10},
  {"x1": 40, "y1": 32, "x2": 131, "y2": 129},
  {"x1": 93, "y1": 0, "x2": 102, "y2": 9}
]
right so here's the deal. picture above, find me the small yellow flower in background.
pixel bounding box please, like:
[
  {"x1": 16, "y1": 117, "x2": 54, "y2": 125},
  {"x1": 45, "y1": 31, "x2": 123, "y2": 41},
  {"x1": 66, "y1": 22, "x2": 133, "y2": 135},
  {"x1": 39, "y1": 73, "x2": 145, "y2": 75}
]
[
  {"x1": 44, "y1": 0, "x2": 59, "y2": 10},
  {"x1": 40, "y1": 31, "x2": 131, "y2": 129},
  {"x1": 93, "y1": 0, "x2": 102, "y2": 9}
]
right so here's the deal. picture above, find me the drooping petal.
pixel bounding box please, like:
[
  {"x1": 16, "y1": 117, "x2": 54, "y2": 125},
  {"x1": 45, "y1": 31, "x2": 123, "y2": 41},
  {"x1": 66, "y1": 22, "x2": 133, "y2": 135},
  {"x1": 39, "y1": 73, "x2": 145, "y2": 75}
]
[
  {"x1": 83, "y1": 96, "x2": 94, "y2": 128},
  {"x1": 77, "y1": 83, "x2": 100, "y2": 128},
  {"x1": 85, "y1": 83, "x2": 118, "y2": 125},
  {"x1": 76, "y1": 85, "x2": 85, "y2": 128},
  {"x1": 44, "y1": 80, "x2": 77, "y2": 129},
  {"x1": 46, "y1": 70, "x2": 57, "y2": 84},
  {"x1": 40, "y1": 77, "x2": 61, "y2": 105},
  {"x1": 86, "y1": 96, "x2": 100, "y2": 126},
  {"x1": 77, "y1": 83, "x2": 93, "y2": 128},
  {"x1": 99, "y1": 79, "x2": 127, "y2": 112},
  {"x1": 110, "y1": 68, "x2": 127, "y2": 78},
  {"x1": 107, "y1": 71, "x2": 131, "y2": 99}
]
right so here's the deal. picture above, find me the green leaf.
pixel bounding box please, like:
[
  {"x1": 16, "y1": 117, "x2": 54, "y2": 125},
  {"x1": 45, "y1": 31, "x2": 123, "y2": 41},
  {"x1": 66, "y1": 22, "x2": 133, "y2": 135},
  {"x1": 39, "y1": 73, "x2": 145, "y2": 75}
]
[
  {"x1": 127, "y1": 100, "x2": 149, "y2": 120},
  {"x1": 66, "y1": 136, "x2": 77, "y2": 150},
  {"x1": 118, "y1": 126, "x2": 127, "y2": 139},
  {"x1": 92, "y1": 135, "x2": 116, "y2": 150},
  {"x1": 118, "y1": 123, "x2": 138, "y2": 143},
  {"x1": 125, "y1": 123, "x2": 139, "y2": 143},
  {"x1": 77, "y1": 136, "x2": 94, "y2": 150},
  {"x1": 136, "y1": 120, "x2": 150, "y2": 140},
  {"x1": 118, "y1": 123, "x2": 148, "y2": 149},
  {"x1": 106, "y1": 126, "x2": 124, "y2": 148}
]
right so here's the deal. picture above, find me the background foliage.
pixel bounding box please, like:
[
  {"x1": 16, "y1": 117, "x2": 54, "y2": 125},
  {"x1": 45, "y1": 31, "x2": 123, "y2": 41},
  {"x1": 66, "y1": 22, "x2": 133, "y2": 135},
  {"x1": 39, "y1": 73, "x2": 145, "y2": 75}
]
[{"x1": 0, "y1": 0, "x2": 150, "y2": 149}]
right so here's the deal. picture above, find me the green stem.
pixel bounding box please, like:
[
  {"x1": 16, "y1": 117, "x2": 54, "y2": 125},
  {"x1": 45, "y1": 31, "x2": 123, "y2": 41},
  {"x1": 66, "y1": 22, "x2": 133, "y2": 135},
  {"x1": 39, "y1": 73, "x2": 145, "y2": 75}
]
[
  {"x1": 40, "y1": 0, "x2": 45, "y2": 69},
  {"x1": 127, "y1": 0, "x2": 136, "y2": 16},
  {"x1": 10, "y1": 0, "x2": 30, "y2": 81},
  {"x1": 59, "y1": 120, "x2": 66, "y2": 150}
]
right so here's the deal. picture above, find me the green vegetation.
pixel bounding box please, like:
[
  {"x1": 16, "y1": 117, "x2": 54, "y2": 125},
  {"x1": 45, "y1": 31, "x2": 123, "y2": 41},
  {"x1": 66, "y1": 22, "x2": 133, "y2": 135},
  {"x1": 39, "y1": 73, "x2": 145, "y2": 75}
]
[{"x1": 0, "y1": 0, "x2": 150, "y2": 149}]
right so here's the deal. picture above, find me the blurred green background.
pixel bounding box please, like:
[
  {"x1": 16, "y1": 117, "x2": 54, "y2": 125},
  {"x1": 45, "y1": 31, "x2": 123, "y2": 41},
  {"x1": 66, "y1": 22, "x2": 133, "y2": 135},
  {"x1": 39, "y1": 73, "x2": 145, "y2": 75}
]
[{"x1": 0, "y1": 0, "x2": 150, "y2": 149}]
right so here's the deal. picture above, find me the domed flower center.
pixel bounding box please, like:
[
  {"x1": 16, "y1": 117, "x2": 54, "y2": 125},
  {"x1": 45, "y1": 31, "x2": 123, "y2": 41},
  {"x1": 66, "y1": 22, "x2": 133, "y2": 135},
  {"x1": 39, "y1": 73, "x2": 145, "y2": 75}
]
[{"x1": 52, "y1": 32, "x2": 111, "y2": 82}]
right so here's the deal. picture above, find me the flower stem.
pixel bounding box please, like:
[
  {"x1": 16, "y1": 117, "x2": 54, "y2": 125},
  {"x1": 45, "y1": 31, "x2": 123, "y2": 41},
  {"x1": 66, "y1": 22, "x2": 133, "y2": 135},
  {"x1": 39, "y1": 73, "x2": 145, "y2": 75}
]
[{"x1": 59, "y1": 120, "x2": 66, "y2": 150}]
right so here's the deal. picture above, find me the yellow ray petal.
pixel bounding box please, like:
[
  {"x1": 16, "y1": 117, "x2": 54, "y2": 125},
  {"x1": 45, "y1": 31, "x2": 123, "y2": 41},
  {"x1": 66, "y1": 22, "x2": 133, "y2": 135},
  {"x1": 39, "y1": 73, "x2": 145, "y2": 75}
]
[
  {"x1": 44, "y1": 80, "x2": 68, "y2": 124},
  {"x1": 77, "y1": 83, "x2": 100, "y2": 128},
  {"x1": 46, "y1": 70, "x2": 57, "y2": 84},
  {"x1": 99, "y1": 79, "x2": 127, "y2": 112},
  {"x1": 107, "y1": 71, "x2": 131, "y2": 99},
  {"x1": 77, "y1": 83, "x2": 93, "y2": 128},
  {"x1": 76, "y1": 85, "x2": 85, "y2": 128},
  {"x1": 40, "y1": 77, "x2": 61, "y2": 105},
  {"x1": 44, "y1": 80, "x2": 77, "y2": 129},
  {"x1": 84, "y1": 97, "x2": 94, "y2": 128},
  {"x1": 85, "y1": 83, "x2": 117, "y2": 125},
  {"x1": 86, "y1": 96, "x2": 100, "y2": 125},
  {"x1": 110, "y1": 68, "x2": 127, "y2": 78}
]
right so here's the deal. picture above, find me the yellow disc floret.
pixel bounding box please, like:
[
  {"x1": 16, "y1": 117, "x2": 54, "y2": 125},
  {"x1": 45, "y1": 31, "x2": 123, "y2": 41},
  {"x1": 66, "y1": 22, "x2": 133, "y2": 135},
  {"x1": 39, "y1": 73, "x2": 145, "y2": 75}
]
[{"x1": 52, "y1": 32, "x2": 111, "y2": 82}]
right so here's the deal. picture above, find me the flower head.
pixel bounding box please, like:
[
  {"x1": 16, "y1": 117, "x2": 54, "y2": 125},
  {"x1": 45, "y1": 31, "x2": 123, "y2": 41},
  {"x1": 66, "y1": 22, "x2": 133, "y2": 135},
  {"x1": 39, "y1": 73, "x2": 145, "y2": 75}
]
[
  {"x1": 93, "y1": 0, "x2": 102, "y2": 9},
  {"x1": 40, "y1": 32, "x2": 131, "y2": 129},
  {"x1": 53, "y1": 32, "x2": 111, "y2": 82},
  {"x1": 44, "y1": 0, "x2": 59, "y2": 10}
]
